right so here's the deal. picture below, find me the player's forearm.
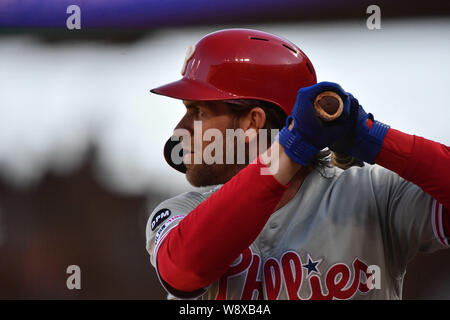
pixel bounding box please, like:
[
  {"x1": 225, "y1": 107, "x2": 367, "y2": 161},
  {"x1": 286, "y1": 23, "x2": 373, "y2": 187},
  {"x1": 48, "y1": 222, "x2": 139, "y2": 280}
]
[
  {"x1": 261, "y1": 141, "x2": 303, "y2": 185},
  {"x1": 374, "y1": 124, "x2": 450, "y2": 209},
  {"x1": 158, "y1": 146, "x2": 299, "y2": 292}
]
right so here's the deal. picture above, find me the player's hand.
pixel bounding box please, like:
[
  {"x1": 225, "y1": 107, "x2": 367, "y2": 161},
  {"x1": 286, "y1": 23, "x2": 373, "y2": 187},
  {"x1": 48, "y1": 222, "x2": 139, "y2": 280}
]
[
  {"x1": 329, "y1": 93, "x2": 390, "y2": 164},
  {"x1": 278, "y1": 81, "x2": 355, "y2": 165}
]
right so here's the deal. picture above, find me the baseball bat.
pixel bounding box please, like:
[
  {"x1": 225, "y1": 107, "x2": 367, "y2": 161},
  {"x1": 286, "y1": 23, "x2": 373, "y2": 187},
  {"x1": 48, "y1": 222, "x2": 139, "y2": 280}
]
[
  {"x1": 313, "y1": 91, "x2": 364, "y2": 168},
  {"x1": 313, "y1": 91, "x2": 343, "y2": 121}
]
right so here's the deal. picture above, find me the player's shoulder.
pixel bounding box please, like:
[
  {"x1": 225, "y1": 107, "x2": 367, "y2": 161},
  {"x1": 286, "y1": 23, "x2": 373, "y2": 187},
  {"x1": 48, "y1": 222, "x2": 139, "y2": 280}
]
[
  {"x1": 317, "y1": 162, "x2": 402, "y2": 193},
  {"x1": 145, "y1": 185, "x2": 222, "y2": 241},
  {"x1": 155, "y1": 190, "x2": 206, "y2": 211},
  {"x1": 159, "y1": 184, "x2": 222, "y2": 209},
  {"x1": 308, "y1": 164, "x2": 406, "y2": 216},
  {"x1": 324, "y1": 163, "x2": 410, "y2": 203},
  {"x1": 332, "y1": 162, "x2": 398, "y2": 181},
  {"x1": 148, "y1": 185, "x2": 222, "y2": 221}
]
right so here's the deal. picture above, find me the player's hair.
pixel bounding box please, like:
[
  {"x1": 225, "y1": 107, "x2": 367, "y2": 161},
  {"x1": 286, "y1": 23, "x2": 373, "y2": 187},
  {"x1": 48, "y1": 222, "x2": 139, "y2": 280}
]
[{"x1": 225, "y1": 99, "x2": 333, "y2": 169}]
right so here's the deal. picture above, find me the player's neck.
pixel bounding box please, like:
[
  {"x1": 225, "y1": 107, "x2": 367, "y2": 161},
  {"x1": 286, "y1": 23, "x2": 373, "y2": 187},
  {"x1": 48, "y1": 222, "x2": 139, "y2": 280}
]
[{"x1": 273, "y1": 166, "x2": 312, "y2": 212}]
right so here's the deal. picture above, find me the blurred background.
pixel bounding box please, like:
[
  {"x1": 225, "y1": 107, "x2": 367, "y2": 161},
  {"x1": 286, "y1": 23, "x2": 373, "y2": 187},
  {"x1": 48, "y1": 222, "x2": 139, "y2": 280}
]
[{"x1": 0, "y1": 0, "x2": 449, "y2": 299}]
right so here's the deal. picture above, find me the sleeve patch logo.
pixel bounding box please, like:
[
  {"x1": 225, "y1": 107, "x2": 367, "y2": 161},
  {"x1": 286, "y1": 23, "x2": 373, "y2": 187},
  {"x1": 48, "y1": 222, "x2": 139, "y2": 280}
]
[
  {"x1": 151, "y1": 208, "x2": 171, "y2": 231},
  {"x1": 154, "y1": 215, "x2": 185, "y2": 250}
]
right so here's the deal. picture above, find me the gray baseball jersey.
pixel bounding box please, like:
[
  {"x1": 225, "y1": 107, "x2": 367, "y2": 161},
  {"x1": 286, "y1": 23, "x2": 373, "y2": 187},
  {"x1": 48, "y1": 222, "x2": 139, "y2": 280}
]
[{"x1": 146, "y1": 164, "x2": 448, "y2": 300}]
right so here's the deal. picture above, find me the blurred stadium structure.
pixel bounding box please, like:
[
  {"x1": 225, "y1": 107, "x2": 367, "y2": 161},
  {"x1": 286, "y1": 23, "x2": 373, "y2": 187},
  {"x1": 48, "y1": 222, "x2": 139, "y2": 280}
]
[{"x1": 0, "y1": 1, "x2": 449, "y2": 299}]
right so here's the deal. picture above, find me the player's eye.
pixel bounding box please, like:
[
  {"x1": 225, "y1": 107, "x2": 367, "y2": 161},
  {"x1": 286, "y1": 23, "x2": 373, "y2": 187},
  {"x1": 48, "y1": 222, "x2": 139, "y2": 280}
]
[
  {"x1": 185, "y1": 103, "x2": 208, "y2": 121},
  {"x1": 185, "y1": 105, "x2": 198, "y2": 115},
  {"x1": 197, "y1": 108, "x2": 205, "y2": 118},
  {"x1": 191, "y1": 106, "x2": 205, "y2": 118}
]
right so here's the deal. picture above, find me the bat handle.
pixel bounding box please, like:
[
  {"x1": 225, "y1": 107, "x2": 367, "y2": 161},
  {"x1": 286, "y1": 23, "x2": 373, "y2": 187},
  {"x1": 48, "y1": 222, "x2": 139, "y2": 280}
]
[
  {"x1": 313, "y1": 91, "x2": 364, "y2": 168},
  {"x1": 313, "y1": 91, "x2": 344, "y2": 121}
]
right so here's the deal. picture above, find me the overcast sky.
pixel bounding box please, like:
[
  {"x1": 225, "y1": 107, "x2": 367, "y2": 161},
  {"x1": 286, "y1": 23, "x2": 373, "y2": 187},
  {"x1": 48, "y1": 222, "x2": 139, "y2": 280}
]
[{"x1": 0, "y1": 18, "x2": 449, "y2": 194}]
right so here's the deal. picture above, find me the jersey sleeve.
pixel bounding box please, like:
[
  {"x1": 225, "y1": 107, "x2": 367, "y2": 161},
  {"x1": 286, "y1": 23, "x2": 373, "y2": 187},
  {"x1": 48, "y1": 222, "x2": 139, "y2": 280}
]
[
  {"x1": 368, "y1": 165, "x2": 449, "y2": 276},
  {"x1": 145, "y1": 189, "x2": 218, "y2": 299}
]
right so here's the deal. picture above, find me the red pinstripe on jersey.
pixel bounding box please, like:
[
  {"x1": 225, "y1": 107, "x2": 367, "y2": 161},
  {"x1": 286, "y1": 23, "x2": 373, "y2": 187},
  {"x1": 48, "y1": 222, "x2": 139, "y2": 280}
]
[
  {"x1": 443, "y1": 205, "x2": 450, "y2": 239},
  {"x1": 432, "y1": 200, "x2": 450, "y2": 246}
]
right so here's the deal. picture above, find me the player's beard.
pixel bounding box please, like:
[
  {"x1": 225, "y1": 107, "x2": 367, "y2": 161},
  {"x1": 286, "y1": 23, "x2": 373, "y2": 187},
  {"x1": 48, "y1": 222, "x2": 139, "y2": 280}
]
[
  {"x1": 185, "y1": 134, "x2": 250, "y2": 187},
  {"x1": 185, "y1": 162, "x2": 247, "y2": 187}
]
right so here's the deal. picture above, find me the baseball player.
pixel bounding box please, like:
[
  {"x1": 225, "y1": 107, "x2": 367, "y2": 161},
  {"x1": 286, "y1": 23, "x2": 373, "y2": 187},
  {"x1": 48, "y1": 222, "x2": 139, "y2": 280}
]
[{"x1": 146, "y1": 29, "x2": 449, "y2": 300}]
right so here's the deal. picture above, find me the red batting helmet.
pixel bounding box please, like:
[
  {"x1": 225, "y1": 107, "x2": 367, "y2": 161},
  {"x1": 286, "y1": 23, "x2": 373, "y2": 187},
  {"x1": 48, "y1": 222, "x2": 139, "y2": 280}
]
[
  {"x1": 151, "y1": 28, "x2": 316, "y2": 115},
  {"x1": 151, "y1": 28, "x2": 317, "y2": 172}
]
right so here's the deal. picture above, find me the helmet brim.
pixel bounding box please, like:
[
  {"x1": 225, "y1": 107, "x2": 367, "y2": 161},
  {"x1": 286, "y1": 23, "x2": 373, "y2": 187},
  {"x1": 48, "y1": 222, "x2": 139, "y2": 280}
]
[{"x1": 150, "y1": 78, "x2": 238, "y2": 102}]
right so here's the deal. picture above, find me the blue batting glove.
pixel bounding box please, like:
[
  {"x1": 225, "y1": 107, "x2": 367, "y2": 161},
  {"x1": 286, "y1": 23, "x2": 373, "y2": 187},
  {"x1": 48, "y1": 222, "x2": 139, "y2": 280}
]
[
  {"x1": 330, "y1": 94, "x2": 390, "y2": 164},
  {"x1": 278, "y1": 82, "x2": 355, "y2": 165}
]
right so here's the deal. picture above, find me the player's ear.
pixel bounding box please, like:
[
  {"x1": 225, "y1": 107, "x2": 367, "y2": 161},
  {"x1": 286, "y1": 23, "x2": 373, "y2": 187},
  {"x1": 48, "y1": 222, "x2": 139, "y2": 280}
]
[
  {"x1": 238, "y1": 107, "x2": 266, "y2": 131},
  {"x1": 238, "y1": 107, "x2": 266, "y2": 144}
]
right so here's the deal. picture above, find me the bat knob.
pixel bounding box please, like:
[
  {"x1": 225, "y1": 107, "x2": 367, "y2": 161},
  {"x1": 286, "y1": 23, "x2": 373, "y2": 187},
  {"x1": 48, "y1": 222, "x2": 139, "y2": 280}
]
[{"x1": 314, "y1": 91, "x2": 344, "y2": 121}]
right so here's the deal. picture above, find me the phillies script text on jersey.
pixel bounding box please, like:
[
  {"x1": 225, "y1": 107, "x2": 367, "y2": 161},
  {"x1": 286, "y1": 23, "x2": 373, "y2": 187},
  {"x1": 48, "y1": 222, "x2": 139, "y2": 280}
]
[{"x1": 216, "y1": 247, "x2": 375, "y2": 300}]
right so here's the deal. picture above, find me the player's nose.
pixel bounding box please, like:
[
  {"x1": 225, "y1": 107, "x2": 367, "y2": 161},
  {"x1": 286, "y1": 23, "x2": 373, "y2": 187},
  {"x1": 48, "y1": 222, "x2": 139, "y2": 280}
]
[
  {"x1": 172, "y1": 114, "x2": 195, "y2": 151},
  {"x1": 174, "y1": 113, "x2": 194, "y2": 135}
]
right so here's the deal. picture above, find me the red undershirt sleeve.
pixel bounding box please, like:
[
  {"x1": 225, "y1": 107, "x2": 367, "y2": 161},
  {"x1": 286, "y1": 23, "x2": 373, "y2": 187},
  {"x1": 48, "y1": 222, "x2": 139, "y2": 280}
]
[
  {"x1": 371, "y1": 120, "x2": 450, "y2": 236},
  {"x1": 157, "y1": 156, "x2": 288, "y2": 293}
]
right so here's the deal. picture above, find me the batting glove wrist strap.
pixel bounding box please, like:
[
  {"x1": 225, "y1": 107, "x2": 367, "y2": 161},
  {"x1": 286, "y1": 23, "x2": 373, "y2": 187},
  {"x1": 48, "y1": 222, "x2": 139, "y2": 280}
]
[
  {"x1": 278, "y1": 116, "x2": 320, "y2": 166},
  {"x1": 350, "y1": 113, "x2": 390, "y2": 164}
]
